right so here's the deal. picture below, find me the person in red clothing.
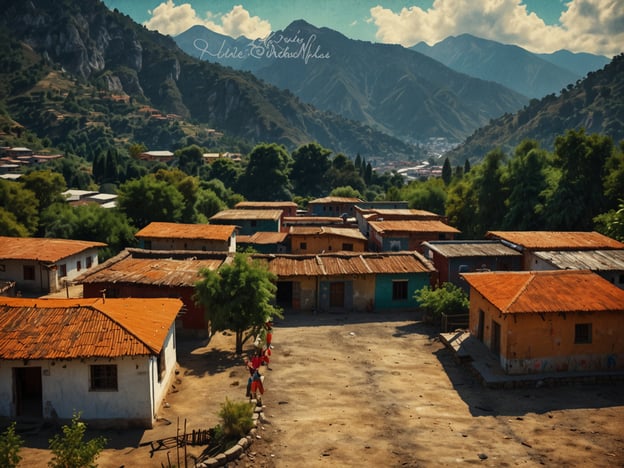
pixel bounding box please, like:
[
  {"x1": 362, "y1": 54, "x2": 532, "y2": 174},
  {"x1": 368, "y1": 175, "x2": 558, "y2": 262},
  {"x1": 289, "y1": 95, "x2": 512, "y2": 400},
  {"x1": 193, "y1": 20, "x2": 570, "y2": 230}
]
[
  {"x1": 250, "y1": 368, "x2": 264, "y2": 404},
  {"x1": 262, "y1": 345, "x2": 272, "y2": 370},
  {"x1": 250, "y1": 350, "x2": 263, "y2": 370},
  {"x1": 264, "y1": 320, "x2": 273, "y2": 348}
]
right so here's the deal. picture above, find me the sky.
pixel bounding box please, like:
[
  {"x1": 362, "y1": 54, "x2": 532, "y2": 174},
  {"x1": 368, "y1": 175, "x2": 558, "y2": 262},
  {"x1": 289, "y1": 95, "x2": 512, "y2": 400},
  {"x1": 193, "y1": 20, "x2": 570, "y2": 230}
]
[{"x1": 102, "y1": 0, "x2": 623, "y2": 57}]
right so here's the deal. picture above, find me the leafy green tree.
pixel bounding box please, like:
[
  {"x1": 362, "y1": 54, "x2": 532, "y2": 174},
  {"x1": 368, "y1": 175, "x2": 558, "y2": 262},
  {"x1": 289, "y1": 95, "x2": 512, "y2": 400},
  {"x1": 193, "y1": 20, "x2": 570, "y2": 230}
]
[
  {"x1": 0, "y1": 421, "x2": 23, "y2": 468},
  {"x1": 329, "y1": 186, "x2": 363, "y2": 199},
  {"x1": 194, "y1": 253, "x2": 283, "y2": 354},
  {"x1": 48, "y1": 412, "x2": 106, "y2": 468},
  {"x1": 326, "y1": 154, "x2": 365, "y2": 193},
  {"x1": 594, "y1": 200, "x2": 624, "y2": 241},
  {"x1": 414, "y1": 282, "x2": 469, "y2": 324},
  {"x1": 196, "y1": 189, "x2": 226, "y2": 221},
  {"x1": 0, "y1": 207, "x2": 30, "y2": 236},
  {"x1": 473, "y1": 148, "x2": 507, "y2": 235},
  {"x1": 239, "y1": 144, "x2": 293, "y2": 201},
  {"x1": 0, "y1": 179, "x2": 39, "y2": 235},
  {"x1": 290, "y1": 143, "x2": 332, "y2": 197},
  {"x1": 208, "y1": 158, "x2": 241, "y2": 191},
  {"x1": 128, "y1": 142, "x2": 147, "y2": 159},
  {"x1": 445, "y1": 177, "x2": 478, "y2": 238},
  {"x1": 175, "y1": 144, "x2": 204, "y2": 176},
  {"x1": 400, "y1": 178, "x2": 447, "y2": 214},
  {"x1": 21, "y1": 170, "x2": 67, "y2": 220},
  {"x1": 501, "y1": 140, "x2": 549, "y2": 230},
  {"x1": 117, "y1": 175, "x2": 184, "y2": 229}
]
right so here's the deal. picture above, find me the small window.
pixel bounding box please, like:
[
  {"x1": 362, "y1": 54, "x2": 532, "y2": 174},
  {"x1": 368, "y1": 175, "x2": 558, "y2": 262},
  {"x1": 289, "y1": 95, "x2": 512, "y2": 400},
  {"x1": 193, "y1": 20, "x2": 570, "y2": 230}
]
[
  {"x1": 76, "y1": 261, "x2": 82, "y2": 271},
  {"x1": 342, "y1": 243, "x2": 354, "y2": 251},
  {"x1": 300, "y1": 242, "x2": 307, "y2": 250},
  {"x1": 392, "y1": 280, "x2": 408, "y2": 300},
  {"x1": 59, "y1": 264, "x2": 67, "y2": 278},
  {"x1": 23, "y1": 265, "x2": 35, "y2": 281},
  {"x1": 90, "y1": 364, "x2": 118, "y2": 391},
  {"x1": 574, "y1": 323, "x2": 592, "y2": 344},
  {"x1": 86, "y1": 256, "x2": 92, "y2": 268}
]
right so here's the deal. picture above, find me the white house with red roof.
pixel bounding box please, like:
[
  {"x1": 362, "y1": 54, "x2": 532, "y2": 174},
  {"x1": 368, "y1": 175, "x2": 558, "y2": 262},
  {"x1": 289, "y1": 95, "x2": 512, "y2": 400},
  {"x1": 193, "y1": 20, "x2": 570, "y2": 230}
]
[
  {"x1": 0, "y1": 237, "x2": 106, "y2": 294},
  {"x1": 0, "y1": 297, "x2": 182, "y2": 428}
]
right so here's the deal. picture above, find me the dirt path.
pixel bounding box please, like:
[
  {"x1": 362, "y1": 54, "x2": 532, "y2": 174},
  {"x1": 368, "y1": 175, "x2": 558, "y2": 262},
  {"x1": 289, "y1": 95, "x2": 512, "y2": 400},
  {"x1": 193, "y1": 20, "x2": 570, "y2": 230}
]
[{"x1": 15, "y1": 311, "x2": 624, "y2": 467}]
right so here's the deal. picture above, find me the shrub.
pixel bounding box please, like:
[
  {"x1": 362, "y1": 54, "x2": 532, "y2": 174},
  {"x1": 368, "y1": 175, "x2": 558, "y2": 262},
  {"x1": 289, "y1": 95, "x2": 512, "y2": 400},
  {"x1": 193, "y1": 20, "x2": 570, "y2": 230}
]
[
  {"x1": 414, "y1": 282, "x2": 469, "y2": 323},
  {"x1": 218, "y1": 399, "x2": 254, "y2": 443},
  {"x1": 48, "y1": 412, "x2": 107, "y2": 468},
  {"x1": 0, "y1": 421, "x2": 23, "y2": 468}
]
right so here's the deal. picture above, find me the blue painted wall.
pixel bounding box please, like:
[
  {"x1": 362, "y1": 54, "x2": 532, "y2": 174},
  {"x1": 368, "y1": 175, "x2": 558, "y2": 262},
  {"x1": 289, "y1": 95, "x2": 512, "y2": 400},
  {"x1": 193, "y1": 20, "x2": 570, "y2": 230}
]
[{"x1": 374, "y1": 273, "x2": 430, "y2": 310}]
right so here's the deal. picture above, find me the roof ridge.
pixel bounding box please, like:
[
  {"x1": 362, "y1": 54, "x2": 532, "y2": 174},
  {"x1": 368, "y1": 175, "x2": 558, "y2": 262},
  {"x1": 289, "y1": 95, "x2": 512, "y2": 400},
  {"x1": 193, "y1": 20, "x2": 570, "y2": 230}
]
[{"x1": 504, "y1": 272, "x2": 537, "y2": 312}]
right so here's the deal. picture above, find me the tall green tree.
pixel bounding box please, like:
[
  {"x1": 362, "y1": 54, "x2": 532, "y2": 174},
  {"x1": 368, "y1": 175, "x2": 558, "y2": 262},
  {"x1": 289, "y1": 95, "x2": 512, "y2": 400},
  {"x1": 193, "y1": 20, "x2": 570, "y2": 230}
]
[
  {"x1": 209, "y1": 158, "x2": 241, "y2": 191},
  {"x1": 473, "y1": 148, "x2": 507, "y2": 235},
  {"x1": 401, "y1": 178, "x2": 447, "y2": 215},
  {"x1": 175, "y1": 144, "x2": 204, "y2": 176},
  {"x1": 195, "y1": 253, "x2": 283, "y2": 354},
  {"x1": 0, "y1": 179, "x2": 39, "y2": 235},
  {"x1": 441, "y1": 157, "x2": 452, "y2": 185},
  {"x1": 21, "y1": 170, "x2": 67, "y2": 216},
  {"x1": 239, "y1": 144, "x2": 293, "y2": 201},
  {"x1": 290, "y1": 143, "x2": 332, "y2": 197}
]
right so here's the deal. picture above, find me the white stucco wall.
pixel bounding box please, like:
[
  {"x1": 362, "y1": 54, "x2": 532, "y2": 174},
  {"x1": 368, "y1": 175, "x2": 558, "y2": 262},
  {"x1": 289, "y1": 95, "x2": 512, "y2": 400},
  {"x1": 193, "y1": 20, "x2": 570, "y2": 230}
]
[{"x1": 0, "y1": 325, "x2": 177, "y2": 428}]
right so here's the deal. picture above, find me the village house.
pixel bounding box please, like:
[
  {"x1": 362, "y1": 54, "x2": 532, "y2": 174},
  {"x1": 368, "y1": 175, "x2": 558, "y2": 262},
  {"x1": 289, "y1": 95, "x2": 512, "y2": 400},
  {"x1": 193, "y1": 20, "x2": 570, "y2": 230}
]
[
  {"x1": 135, "y1": 222, "x2": 237, "y2": 253},
  {"x1": 422, "y1": 240, "x2": 523, "y2": 291},
  {"x1": 485, "y1": 231, "x2": 624, "y2": 270},
  {"x1": 368, "y1": 220, "x2": 460, "y2": 253},
  {"x1": 0, "y1": 236, "x2": 105, "y2": 295},
  {"x1": 209, "y1": 209, "x2": 282, "y2": 235},
  {"x1": 234, "y1": 201, "x2": 298, "y2": 225},
  {"x1": 138, "y1": 150, "x2": 174, "y2": 163},
  {"x1": 282, "y1": 216, "x2": 355, "y2": 230},
  {"x1": 75, "y1": 248, "x2": 229, "y2": 335},
  {"x1": 307, "y1": 196, "x2": 362, "y2": 218},
  {"x1": 355, "y1": 206, "x2": 446, "y2": 238},
  {"x1": 288, "y1": 226, "x2": 367, "y2": 254},
  {"x1": 0, "y1": 297, "x2": 182, "y2": 428},
  {"x1": 236, "y1": 232, "x2": 289, "y2": 254},
  {"x1": 254, "y1": 251, "x2": 436, "y2": 313},
  {"x1": 462, "y1": 270, "x2": 624, "y2": 375}
]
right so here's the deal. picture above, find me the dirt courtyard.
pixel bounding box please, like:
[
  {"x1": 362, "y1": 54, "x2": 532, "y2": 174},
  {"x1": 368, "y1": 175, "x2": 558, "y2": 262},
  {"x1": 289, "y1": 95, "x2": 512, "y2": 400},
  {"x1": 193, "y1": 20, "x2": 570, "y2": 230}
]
[{"x1": 15, "y1": 310, "x2": 624, "y2": 467}]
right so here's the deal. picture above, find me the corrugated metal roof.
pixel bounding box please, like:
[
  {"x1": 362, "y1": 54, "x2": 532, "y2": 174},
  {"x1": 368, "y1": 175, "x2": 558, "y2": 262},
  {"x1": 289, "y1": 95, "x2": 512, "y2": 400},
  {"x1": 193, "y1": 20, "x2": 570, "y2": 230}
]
[
  {"x1": 289, "y1": 226, "x2": 367, "y2": 240},
  {"x1": 422, "y1": 241, "x2": 522, "y2": 258},
  {"x1": 76, "y1": 249, "x2": 227, "y2": 286},
  {"x1": 210, "y1": 209, "x2": 282, "y2": 221},
  {"x1": 308, "y1": 197, "x2": 362, "y2": 204},
  {"x1": 533, "y1": 249, "x2": 624, "y2": 271},
  {"x1": 369, "y1": 220, "x2": 460, "y2": 234},
  {"x1": 283, "y1": 217, "x2": 347, "y2": 225},
  {"x1": 0, "y1": 236, "x2": 106, "y2": 263},
  {"x1": 254, "y1": 251, "x2": 435, "y2": 277},
  {"x1": 235, "y1": 201, "x2": 297, "y2": 208},
  {"x1": 365, "y1": 208, "x2": 441, "y2": 218},
  {"x1": 0, "y1": 297, "x2": 182, "y2": 359},
  {"x1": 462, "y1": 270, "x2": 624, "y2": 314},
  {"x1": 238, "y1": 232, "x2": 288, "y2": 244},
  {"x1": 486, "y1": 231, "x2": 624, "y2": 250},
  {"x1": 135, "y1": 222, "x2": 236, "y2": 241}
]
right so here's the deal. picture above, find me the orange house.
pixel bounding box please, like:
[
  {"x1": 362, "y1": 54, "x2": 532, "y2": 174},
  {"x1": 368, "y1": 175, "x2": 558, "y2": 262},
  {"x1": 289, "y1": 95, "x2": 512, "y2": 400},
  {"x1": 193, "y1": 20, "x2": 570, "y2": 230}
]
[
  {"x1": 289, "y1": 226, "x2": 367, "y2": 254},
  {"x1": 462, "y1": 270, "x2": 624, "y2": 375}
]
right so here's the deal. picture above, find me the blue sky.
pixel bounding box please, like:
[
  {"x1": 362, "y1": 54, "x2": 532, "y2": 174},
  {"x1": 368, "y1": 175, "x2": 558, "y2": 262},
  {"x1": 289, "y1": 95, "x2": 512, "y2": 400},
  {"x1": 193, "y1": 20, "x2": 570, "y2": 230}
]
[{"x1": 103, "y1": 0, "x2": 623, "y2": 56}]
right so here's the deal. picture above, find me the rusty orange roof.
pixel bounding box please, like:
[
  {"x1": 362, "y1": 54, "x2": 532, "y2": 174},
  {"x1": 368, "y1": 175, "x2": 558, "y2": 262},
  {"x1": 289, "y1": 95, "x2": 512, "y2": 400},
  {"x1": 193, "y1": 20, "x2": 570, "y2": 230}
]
[
  {"x1": 0, "y1": 236, "x2": 106, "y2": 263},
  {"x1": 368, "y1": 220, "x2": 460, "y2": 234},
  {"x1": 308, "y1": 197, "x2": 362, "y2": 204},
  {"x1": 235, "y1": 201, "x2": 297, "y2": 209},
  {"x1": 76, "y1": 249, "x2": 227, "y2": 286},
  {"x1": 237, "y1": 232, "x2": 288, "y2": 245},
  {"x1": 254, "y1": 251, "x2": 435, "y2": 277},
  {"x1": 0, "y1": 297, "x2": 182, "y2": 359},
  {"x1": 288, "y1": 226, "x2": 367, "y2": 240},
  {"x1": 363, "y1": 208, "x2": 442, "y2": 219},
  {"x1": 486, "y1": 231, "x2": 624, "y2": 250},
  {"x1": 209, "y1": 209, "x2": 282, "y2": 221},
  {"x1": 135, "y1": 222, "x2": 236, "y2": 241},
  {"x1": 462, "y1": 270, "x2": 624, "y2": 314},
  {"x1": 283, "y1": 216, "x2": 348, "y2": 225}
]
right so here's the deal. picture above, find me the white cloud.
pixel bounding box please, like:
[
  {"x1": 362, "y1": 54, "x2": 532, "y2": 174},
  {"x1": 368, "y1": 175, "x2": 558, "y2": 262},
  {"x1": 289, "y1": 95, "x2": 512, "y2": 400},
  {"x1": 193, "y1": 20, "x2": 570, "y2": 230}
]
[
  {"x1": 370, "y1": 0, "x2": 623, "y2": 56},
  {"x1": 144, "y1": 1, "x2": 271, "y2": 39}
]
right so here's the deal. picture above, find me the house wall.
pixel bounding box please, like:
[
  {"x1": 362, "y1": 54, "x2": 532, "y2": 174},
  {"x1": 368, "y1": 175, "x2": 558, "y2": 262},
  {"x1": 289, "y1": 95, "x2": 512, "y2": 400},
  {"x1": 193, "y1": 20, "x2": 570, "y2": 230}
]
[
  {"x1": 140, "y1": 237, "x2": 234, "y2": 253},
  {"x1": 212, "y1": 219, "x2": 279, "y2": 235},
  {"x1": 289, "y1": 235, "x2": 366, "y2": 254},
  {"x1": 149, "y1": 326, "x2": 177, "y2": 420},
  {"x1": 318, "y1": 277, "x2": 374, "y2": 312},
  {"x1": 468, "y1": 291, "x2": 624, "y2": 375},
  {"x1": 446, "y1": 256, "x2": 522, "y2": 292},
  {"x1": 83, "y1": 283, "x2": 207, "y2": 335},
  {"x1": 375, "y1": 273, "x2": 429, "y2": 310},
  {"x1": 309, "y1": 202, "x2": 356, "y2": 217},
  {"x1": 0, "y1": 248, "x2": 100, "y2": 294}
]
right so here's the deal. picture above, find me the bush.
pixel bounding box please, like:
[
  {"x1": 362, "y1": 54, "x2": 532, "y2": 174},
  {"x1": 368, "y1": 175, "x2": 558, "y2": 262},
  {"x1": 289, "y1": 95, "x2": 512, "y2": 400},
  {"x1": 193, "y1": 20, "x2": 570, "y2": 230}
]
[
  {"x1": 218, "y1": 399, "x2": 254, "y2": 443},
  {"x1": 414, "y1": 282, "x2": 469, "y2": 323},
  {"x1": 48, "y1": 412, "x2": 107, "y2": 468},
  {"x1": 0, "y1": 421, "x2": 23, "y2": 468}
]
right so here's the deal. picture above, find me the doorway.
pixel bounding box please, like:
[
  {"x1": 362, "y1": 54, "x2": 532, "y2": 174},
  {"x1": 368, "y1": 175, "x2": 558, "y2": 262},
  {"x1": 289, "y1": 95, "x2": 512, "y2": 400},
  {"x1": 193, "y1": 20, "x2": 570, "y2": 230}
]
[
  {"x1": 14, "y1": 367, "x2": 43, "y2": 418},
  {"x1": 491, "y1": 321, "x2": 501, "y2": 358}
]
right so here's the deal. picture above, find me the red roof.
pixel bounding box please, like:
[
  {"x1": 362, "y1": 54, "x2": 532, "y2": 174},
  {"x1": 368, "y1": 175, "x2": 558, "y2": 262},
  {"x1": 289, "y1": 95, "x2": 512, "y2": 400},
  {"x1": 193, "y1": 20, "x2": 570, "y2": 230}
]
[
  {"x1": 486, "y1": 231, "x2": 624, "y2": 250},
  {"x1": 369, "y1": 220, "x2": 460, "y2": 234},
  {"x1": 135, "y1": 222, "x2": 236, "y2": 241},
  {"x1": 0, "y1": 297, "x2": 182, "y2": 359},
  {"x1": 0, "y1": 236, "x2": 106, "y2": 263},
  {"x1": 462, "y1": 270, "x2": 624, "y2": 314}
]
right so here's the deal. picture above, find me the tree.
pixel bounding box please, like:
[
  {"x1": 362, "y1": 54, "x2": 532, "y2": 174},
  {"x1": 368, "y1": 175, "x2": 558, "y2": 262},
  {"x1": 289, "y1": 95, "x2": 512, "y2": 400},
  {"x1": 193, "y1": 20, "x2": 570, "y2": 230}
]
[
  {"x1": 48, "y1": 412, "x2": 106, "y2": 468},
  {"x1": 329, "y1": 186, "x2": 363, "y2": 199},
  {"x1": 441, "y1": 157, "x2": 452, "y2": 185},
  {"x1": 473, "y1": 148, "x2": 507, "y2": 235},
  {"x1": 594, "y1": 200, "x2": 624, "y2": 241},
  {"x1": 290, "y1": 143, "x2": 332, "y2": 197},
  {"x1": 175, "y1": 144, "x2": 204, "y2": 176},
  {"x1": 21, "y1": 170, "x2": 67, "y2": 216},
  {"x1": 239, "y1": 144, "x2": 293, "y2": 201},
  {"x1": 401, "y1": 178, "x2": 447, "y2": 214},
  {"x1": 0, "y1": 207, "x2": 29, "y2": 236},
  {"x1": 194, "y1": 253, "x2": 283, "y2": 354},
  {"x1": 0, "y1": 179, "x2": 39, "y2": 235},
  {"x1": 414, "y1": 282, "x2": 469, "y2": 324},
  {"x1": 209, "y1": 158, "x2": 241, "y2": 191},
  {"x1": 0, "y1": 421, "x2": 23, "y2": 468}
]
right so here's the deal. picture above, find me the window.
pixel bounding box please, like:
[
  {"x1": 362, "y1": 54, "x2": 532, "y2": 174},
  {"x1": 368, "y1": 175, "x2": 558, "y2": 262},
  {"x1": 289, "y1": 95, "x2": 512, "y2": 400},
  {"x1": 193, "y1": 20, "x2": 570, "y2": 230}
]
[
  {"x1": 76, "y1": 261, "x2": 82, "y2": 271},
  {"x1": 574, "y1": 323, "x2": 592, "y2": 344},
  {"x1": 90, "y1": 365, "x2": 118, "y2": 391},
  {"x1": 342, "y1": 243, "x2": 354, "y2": 251},
  {"x1": 392, "y1": 280, "x2": 408, "y2": 300},
  {"x1": 23, "y1": 265, "x2": 35, "y2": 281},
  {"x1": 300, "y1": 242, "x2": 307, "y2": 250},
  {"x1": 59, "y1": 264, "x2": 67, "y2": 278},
  {"x1": 86, "y1": 256, "x2": 92, "y2": 268}
]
